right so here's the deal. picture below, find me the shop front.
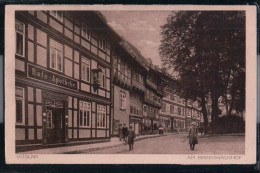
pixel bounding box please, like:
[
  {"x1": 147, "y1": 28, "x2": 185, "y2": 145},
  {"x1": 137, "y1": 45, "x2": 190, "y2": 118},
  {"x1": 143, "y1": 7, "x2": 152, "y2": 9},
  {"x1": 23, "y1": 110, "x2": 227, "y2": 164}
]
[
  {"x1": 42, "y1": 92, "x2": 69, "y2": 144},
  {"x1": 129, "y1": 115, "x2": 142, "y2": 135}
]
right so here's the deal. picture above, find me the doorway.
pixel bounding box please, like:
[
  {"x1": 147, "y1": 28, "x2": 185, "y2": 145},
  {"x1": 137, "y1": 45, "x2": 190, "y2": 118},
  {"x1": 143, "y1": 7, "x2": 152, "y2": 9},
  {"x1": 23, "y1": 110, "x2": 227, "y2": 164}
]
[{"x1": 45, "y1": 100, "x2": 65, "y2": 144}]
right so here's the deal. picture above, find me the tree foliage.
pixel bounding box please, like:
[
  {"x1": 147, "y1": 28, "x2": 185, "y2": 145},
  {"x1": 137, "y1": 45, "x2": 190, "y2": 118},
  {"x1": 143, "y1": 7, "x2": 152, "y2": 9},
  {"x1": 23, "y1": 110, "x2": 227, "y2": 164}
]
[{"x1": 159, "y1": 11, "x2": 245, "y2": 133}]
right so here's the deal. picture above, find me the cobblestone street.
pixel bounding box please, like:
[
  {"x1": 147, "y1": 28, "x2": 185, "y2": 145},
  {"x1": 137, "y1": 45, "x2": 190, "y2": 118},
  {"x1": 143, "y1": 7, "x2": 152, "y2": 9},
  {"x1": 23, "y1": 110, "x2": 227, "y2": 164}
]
[{"x1": 81, "y1": 133, "x2": 245, "y2": 154}]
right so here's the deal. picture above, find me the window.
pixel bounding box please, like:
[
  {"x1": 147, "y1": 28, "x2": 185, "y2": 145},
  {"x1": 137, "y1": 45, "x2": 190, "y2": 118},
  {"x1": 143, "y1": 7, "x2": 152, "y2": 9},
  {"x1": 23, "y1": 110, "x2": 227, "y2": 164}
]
[
  {"x1": 170, "y1": 105, "x2": 174, "y2": 114},
  {"x1": 97, "y1": 105, "x2": 106, "y2": 128},
  {"x1": 99, "y1": 66, "x2": 105, "y2": 88},
  {"x1": 120, "y1": 92, "x2": 126, "y2": 109},
  {"x1": 162, "y1": 103, "x2": 166, "y2": 112},
  {"x1": 136, "y1": 73, "x2": 140, "y2": 82},
  {"x1": 46, "y1": 109, "x2": 53, "y2": 128},
  {"x1": 82, "y1": 24, "x2": 90, "y2": 40},
  {"x1": 130, "y1": 105, "x2": 133, "y2": 114},
  {"x1": 79, "y1": 101, "x2": 91, "y2": 127},
  {"x1": 81, "y1": 57, "x2": 90, "y2": 82},
  {"x1": 50, "y1": 47, "x2": 63, "y2": 72},
  {"x1": 121, "y1": 61, "x2": 125, "y2": 74},
  {"x1": 99, "y1": 37, "x2": 106, "y2": 51},
  {"x1": 50, "y1": 11, "x2": 63, "y2": 21},
  {"x1": 15, "y1": 87, "x2": 24, "y2": 124},
  {"x1": 143, "y1": 104, "x2": 146, "y2": 113},
  {"x1": 170, "y1": 94, "x2": 175, "y2": 101},
  {"x1": 127, "y1": 65, "x2": 131, "y2": 78},
  {"x1": 178, "y1": 107, "x2": 181, "y2": 115},
  {"x1": 113, "y1": 55, "x2": 117, "y2": 68},
  {"x1": 15, "y1": 20, "x2": 25, "y2": 57},
  {"x1": 182, "y1": 108, "x2": 185, "y2": 116}
]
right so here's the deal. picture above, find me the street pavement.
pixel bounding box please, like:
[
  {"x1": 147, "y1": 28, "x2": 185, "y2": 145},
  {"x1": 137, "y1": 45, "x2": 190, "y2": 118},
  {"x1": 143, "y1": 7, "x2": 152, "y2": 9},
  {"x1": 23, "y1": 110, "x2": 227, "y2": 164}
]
[
  {"x1": 19, "y1": 133, "x2": 244, "y2": 154},
  {"x1": 80, "y1": 133, "x2": 245, "y2": 154}
]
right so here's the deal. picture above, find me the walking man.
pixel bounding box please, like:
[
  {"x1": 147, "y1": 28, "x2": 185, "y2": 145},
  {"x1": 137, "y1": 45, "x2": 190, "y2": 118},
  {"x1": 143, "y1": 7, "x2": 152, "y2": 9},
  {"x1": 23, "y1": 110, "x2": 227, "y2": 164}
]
[
  {"x1": 122, "y1": 124, "x2": 128, "y2": 142},
  {"x1": 127, "y1": 126, "x2": 136, "y2": 151},
  {"x1": 118, "y1": 124, "x2": 123, "y2": 141},
  {"x1": 188, "y1": 122, "x2": 198, "y2": 150}
]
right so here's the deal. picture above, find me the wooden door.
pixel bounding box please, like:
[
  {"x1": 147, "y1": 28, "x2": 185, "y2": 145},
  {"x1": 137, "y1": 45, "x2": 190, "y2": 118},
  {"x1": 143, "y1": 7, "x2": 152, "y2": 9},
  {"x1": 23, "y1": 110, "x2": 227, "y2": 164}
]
[{"x1": 53, "y1": 108, "x2": 64, "y2": 143}]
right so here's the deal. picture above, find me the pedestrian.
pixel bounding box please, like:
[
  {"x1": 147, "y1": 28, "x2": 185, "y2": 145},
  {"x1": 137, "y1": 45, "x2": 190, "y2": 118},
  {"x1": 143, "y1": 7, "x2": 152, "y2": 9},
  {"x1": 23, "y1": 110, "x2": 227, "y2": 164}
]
[
  {"x1": 122, "y1": 124, "x2": 128, "y2": 142},
  {"x1": 188, "y1": 122, "x2": 198, "y2": 150},
  {"x1": 118, "y1": 124, "x2": 123, "y2": 141},
  {"x1": 127, "y1": 126, "x2": 136, "y2": 151},
  {"x1": 198, "y1": 126, "x2": 203, "y2": 135}
]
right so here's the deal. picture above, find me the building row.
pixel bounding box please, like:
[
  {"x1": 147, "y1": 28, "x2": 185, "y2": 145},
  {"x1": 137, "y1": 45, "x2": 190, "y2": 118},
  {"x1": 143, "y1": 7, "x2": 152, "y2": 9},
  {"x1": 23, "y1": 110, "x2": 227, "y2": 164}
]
[{"x1": 14, "y1": 11, "x2": 202, "y2": 150}]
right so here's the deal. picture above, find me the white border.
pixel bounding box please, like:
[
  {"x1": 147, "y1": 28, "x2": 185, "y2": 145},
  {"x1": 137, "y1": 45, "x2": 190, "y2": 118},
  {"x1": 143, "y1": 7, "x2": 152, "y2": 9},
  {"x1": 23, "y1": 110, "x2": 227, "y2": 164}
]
[{"x1": 5, "y1": 5, "x2": 257, "y2": 164}]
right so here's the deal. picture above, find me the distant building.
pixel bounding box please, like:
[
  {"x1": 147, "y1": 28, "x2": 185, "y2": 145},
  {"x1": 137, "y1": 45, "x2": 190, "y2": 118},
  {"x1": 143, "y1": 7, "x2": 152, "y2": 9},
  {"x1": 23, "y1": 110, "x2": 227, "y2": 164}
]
[
  {"x1": 186, "y1": 100, "x2": 201, "y2": 130},
  {"x1": 143, "y1": 65, "x2": 164, "y2": 134},
  {"x1": 111, "y1": 40, "x2": 147, "y2": 136}
]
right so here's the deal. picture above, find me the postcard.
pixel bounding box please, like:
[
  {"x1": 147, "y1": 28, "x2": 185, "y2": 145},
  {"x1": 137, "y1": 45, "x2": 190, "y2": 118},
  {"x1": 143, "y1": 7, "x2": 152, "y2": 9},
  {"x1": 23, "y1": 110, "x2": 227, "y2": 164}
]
[{"x1": 5, "y1": 5, "x2": 257, "y2": 164}]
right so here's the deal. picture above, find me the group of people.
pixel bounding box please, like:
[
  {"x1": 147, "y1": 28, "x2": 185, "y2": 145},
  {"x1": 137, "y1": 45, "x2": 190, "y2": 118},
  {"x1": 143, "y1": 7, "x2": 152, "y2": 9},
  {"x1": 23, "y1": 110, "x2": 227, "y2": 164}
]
[
  {"x1": 118, "y1": 122, "x2": 199, "y2": 151},
  {"x1": 118, "y1": 124, "x2": 136, "y2": 151}
]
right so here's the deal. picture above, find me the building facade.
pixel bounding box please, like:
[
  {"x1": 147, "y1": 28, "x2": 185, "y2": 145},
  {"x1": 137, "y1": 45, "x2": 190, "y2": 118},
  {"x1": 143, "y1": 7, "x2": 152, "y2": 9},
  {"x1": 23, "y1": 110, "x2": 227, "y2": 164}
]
[
  {"x1": 160, "y1": 92, "x2": 186, "y2": 132},
  {"x1": 186, "y1": 100, "x2": 201, "y2": 131},
  {"x1": 15, "y1": 11, "x2": 117, "y2": 150},
  {"x1": 142, "y1": 66, "x2": 163, "y2": 134},
  {"x1": 111, "y1": 40, "x2": 147, "y2": 136}
]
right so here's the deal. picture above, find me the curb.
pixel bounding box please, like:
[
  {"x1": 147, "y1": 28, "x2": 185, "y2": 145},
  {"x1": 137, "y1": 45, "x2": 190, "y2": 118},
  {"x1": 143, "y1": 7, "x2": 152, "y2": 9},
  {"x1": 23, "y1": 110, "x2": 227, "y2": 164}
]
[
  {"x1": 63, "y1": 134, "x2": 171, "y2": 154},
  {"x1": 198, "y1": 134, "x2": 245, "y2": 138}
]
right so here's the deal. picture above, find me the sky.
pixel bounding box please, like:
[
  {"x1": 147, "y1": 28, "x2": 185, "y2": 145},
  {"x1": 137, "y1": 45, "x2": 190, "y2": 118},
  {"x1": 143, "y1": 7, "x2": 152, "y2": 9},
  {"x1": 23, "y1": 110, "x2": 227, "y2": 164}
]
[{"x1": 101, "y1": 11, "x2": 171, "y2": 66}]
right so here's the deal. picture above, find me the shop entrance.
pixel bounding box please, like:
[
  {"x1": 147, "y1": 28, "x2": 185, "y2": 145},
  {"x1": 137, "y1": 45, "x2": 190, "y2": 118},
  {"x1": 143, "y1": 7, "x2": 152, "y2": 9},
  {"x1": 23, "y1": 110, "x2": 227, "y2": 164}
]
[{"x1": 45, "y1": 100, "x2": 65, "y2": 144}]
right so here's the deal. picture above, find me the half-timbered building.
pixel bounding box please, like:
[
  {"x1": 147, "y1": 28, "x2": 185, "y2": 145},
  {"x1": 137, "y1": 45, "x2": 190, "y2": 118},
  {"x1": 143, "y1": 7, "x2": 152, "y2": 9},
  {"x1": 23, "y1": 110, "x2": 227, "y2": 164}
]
[{"x1": 15, "y1": 11, "x2": 119, "y2": 151}]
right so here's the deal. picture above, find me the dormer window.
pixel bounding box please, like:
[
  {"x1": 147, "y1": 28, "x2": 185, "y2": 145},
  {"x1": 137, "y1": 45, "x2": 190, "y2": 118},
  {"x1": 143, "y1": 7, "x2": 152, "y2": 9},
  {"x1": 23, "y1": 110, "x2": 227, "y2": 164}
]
[
  {"x1": 82, "y1": 24, "x2": 90, "y2": 40},
  {"x1": 50, "y1": 11, "x2": 63, "y2": 21}
]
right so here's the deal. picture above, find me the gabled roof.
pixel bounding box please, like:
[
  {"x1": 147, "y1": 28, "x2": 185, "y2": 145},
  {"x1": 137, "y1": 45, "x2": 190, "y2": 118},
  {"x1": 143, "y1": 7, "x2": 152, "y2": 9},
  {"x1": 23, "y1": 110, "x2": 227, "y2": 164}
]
[{"x1": 119, "y1": 40, "x2": 149, "y2": 70}]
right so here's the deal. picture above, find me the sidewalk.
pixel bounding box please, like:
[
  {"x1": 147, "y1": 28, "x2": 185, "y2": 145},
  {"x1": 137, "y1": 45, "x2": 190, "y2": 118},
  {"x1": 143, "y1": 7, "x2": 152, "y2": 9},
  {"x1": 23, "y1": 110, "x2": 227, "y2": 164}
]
[
  {"x1": 19, "y1": 133, "x2": 173, "y2": 154},
  {"x1": 198, "y1": 133, "x2": 245, "y2": 138}
]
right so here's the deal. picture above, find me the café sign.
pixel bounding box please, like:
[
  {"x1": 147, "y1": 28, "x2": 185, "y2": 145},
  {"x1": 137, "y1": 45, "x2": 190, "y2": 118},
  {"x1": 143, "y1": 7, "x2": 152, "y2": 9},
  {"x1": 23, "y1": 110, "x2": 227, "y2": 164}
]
[{"x1": 28, "y1": 64, "x2": 78, "y2": 91}]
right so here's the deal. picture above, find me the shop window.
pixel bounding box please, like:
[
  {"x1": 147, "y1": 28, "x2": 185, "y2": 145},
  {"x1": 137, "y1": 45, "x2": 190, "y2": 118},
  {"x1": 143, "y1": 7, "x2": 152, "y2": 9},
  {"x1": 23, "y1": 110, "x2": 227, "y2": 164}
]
[
  {"x1": 97, "y1": 105, "x2": 106, "y2": 128},
  {"x1": 15, "y1": 20, "x2": 25, "y2": 57},
  {"x1": 81, "y1": 57, "x2": 90, "y2": 82},
  {"x1": 79, "y1": 101, "x2": 91, "y2": 127},
  {"x1": 15, "y1": 87, "x2": 24, "y2": 124},
  {"x1": 120, "y1": 92, "x2": 126, "y2": 110},
  {"x1": 50, "y1": 11, "x2": 63, "y2": 22},
  {"x1": 98, "y1": 37, "x2": 106, "y2": 51},
  {"x1": 50, "y1": 47, "x2": 63, "y2": 72},
  {"x1": 81, "y1": 24, "x2": 90, "y2": 40}
]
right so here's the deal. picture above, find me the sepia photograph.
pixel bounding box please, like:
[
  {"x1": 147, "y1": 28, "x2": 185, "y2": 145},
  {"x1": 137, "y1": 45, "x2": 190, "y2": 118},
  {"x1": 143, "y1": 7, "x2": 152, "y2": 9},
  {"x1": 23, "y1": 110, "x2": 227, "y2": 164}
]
[{"x1": 5, "y1": 5, "x2": 257, "y2": 164}]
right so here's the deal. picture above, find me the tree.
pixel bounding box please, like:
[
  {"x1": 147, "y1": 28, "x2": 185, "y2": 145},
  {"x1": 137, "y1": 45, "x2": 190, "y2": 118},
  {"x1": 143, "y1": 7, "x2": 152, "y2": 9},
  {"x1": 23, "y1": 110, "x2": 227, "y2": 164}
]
[{"x1": 159, "y1": 11, "x2": 245, "y2": 133}]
